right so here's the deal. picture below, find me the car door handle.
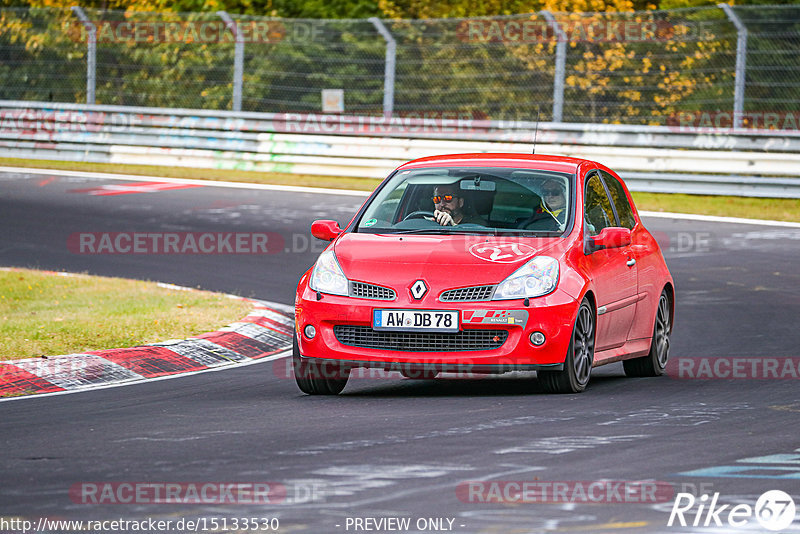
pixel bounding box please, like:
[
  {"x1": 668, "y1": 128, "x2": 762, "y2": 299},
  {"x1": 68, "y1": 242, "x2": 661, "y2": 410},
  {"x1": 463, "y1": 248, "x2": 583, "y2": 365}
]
[{"x1": 626, "y1": 258, "x2": 636, "y2": 267}]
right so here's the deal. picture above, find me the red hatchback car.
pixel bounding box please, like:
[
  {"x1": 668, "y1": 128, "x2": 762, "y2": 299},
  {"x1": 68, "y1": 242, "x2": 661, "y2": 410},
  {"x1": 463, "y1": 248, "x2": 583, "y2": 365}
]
[{"x1": 293, "y1": 154, "x2": 674, "y2": 394}]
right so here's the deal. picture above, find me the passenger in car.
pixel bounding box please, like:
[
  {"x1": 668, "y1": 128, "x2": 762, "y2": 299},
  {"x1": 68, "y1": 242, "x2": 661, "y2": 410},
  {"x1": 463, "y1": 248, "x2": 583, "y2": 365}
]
[
  {"x1": 540, "y1": 179, "x2": 567, "y2": 223},
  {"x1": 516, "y1": 179, "x2": 567, "y2": 231}
]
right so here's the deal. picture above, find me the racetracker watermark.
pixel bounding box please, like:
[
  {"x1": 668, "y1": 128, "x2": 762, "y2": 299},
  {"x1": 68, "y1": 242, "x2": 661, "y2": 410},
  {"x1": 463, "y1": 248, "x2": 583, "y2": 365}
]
[
  {"x1": 457, "y1": 19, "x2": 679, "y2": 43},
  {"x1": 66, "y1": 20, "x2": 289, "y2": 44},
  {"x1": 667, "y1": 357, "x2": 800, "y2": 379},
  {"x1": 280, "y1": 360, "x2": 450, "y2": 380},
  {"x1": 275, "y1": 358, "x2": 546, "y2": 381},
  {"x1": 668, "y1": 111, "x2": 800, "y2": 132},
  {"x1": 270, "y1": 112, "x2": 485, "y2": 135},
  {"x1": 456, "y1": 480, "x2": 675, "y2": 504},
  {"x1": 67, "y1": 232, "x2": 284, "y2": 255},
  {"x1": 0, "y1": 109, "x2": 141, "y2": 135},
  {"x1": 70, "y1": 482, "x2": 286, "y2": 504},
  {"x1": 651, "y1": 231, "x2": 713, "y2": 255}
]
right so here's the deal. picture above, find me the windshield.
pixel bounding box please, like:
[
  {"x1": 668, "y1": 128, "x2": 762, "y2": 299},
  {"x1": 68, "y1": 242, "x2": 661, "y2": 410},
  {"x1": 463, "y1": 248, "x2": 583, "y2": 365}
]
[{"x1": 356, "y1": 166, "x2": 573, "y2": 235}]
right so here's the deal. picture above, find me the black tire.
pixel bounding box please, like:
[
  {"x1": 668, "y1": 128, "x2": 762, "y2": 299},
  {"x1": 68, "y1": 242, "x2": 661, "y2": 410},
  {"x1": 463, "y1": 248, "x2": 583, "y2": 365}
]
[
  {"x1": 539, "y1": 299, "x2": 595, "y2": 394},
  {"x1": 624, "y1": 290, "x2": 671, "y2": 377},
  {"x1": 292, "y1": 335, "x2": 350, "y2": 395}
]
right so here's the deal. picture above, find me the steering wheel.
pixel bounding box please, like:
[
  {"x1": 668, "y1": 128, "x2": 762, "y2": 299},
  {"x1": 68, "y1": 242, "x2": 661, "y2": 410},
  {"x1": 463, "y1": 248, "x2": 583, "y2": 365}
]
[{"x1": 403, "y1": 210, "x2": 436, "y2": 221}]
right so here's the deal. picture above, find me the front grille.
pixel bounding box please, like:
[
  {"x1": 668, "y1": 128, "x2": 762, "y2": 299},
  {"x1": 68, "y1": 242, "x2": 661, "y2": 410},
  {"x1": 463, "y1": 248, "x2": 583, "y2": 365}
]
[
  {"x1": 334, "y1": 326, "x2": 508, "y2": 352},
  {"x1": 350, "y1": 282, "x2": 396, "y2": 300},
  {"x1": 440, "y1": 285, "x2": 496, "y2": 302}
]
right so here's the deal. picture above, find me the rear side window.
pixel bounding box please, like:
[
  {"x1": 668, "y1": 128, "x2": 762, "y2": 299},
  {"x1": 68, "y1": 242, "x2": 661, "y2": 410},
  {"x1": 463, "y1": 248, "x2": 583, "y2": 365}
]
[
  {"x1": 584, "y1": 174, "x2": 616, "y2": 236},
  {"x1": 601, "y1": 171, "x2": 636, "y2": 229}
]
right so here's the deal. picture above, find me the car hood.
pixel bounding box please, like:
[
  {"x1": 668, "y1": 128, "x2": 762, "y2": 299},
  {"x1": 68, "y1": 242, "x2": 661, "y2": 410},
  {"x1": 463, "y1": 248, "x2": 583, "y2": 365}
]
[{"x1": 333, "y1": 232, "x2": 566, "y2": 291}]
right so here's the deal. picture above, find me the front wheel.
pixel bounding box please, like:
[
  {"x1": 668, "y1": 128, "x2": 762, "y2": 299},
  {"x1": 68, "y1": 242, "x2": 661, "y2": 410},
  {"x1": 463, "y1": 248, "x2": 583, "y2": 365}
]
[
  {"x1": 538, "y1": 299, "x2": 595, "y2": 394},
  {"x1": 624, "y1": 290, "x2": 671, "y2": 377},
  {"x1": 293, "y1": 335, "x2": 350, "y2": 395}
]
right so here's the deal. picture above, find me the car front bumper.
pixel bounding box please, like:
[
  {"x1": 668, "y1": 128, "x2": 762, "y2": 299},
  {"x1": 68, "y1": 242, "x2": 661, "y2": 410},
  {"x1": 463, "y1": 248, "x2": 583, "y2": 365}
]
[{"x1": 295, "y1": 282, "x2": 580, "y2": 372}]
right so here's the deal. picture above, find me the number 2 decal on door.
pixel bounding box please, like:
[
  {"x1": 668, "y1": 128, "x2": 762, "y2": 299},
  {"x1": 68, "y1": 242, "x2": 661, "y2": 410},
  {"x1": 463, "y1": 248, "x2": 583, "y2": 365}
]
[{"x1": 469, "y1": 242, "x2": 536, "y2": 263}]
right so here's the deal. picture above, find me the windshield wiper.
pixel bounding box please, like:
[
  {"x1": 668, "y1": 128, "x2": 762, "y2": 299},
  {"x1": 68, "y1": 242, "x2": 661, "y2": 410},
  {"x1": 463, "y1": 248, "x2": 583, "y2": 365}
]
[
  {"x1": 363, "y1": 228, "x2": 559, "y2": 237},
  {"x1": 388, "y1": 227, "x2": 500, "y2": 235},
  {"x1": 388, "y1": 228, "x2": 466, "y2": 235}
]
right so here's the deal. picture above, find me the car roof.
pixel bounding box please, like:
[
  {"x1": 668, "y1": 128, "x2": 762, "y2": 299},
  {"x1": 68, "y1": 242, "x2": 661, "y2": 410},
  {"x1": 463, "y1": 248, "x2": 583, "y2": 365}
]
[{"x1": 397, "y1": 153, "x2": 588, "y2": 174}]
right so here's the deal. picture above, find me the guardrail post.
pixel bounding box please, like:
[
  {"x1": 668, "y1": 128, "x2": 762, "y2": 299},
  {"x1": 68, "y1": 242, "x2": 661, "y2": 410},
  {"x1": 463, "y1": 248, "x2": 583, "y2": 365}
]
[
  {"x1": 368, "y1": 17, "x2": 396, "y2": 118},
  {"x1": 719, "y1": 4, "x2": 747, "y2": 129},
  {"x1": 217, "y1": 11, "x2": 244, "y2": 112},
  {"x1": 541, "y1": 11, "x2": 566, "y2": 123},
  {"x1": 71, "y1": 6, "x2": 96, "y2": 105}
]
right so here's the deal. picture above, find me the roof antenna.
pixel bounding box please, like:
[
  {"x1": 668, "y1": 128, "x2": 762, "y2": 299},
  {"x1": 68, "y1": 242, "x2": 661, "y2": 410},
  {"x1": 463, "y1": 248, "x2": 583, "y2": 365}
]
[{"x1": 532, "y1": 106, "x2": 540, "y2": 154}]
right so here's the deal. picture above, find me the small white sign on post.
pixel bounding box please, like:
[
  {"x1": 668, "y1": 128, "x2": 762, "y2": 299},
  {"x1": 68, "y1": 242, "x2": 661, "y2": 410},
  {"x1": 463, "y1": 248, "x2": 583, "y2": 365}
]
[{"x1": 322, "y1": 89, "x2": 344, "y2": 113}]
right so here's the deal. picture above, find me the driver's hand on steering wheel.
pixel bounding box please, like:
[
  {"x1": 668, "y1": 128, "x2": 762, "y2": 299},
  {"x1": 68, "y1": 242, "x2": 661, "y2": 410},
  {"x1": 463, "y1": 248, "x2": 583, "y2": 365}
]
[{"x1": 433, "y1": 210, "x2": 456, "y2": 226}]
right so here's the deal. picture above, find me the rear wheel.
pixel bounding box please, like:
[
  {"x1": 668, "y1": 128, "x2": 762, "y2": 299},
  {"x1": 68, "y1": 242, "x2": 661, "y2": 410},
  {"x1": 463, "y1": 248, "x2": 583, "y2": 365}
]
[
  {"x1": 293, "y1": 334, "x2": 350, "y2": 395},
  {"x1": 624, "y1": 290, "x2": 671, "y2": 377},
  {"x1": 539, "y1": 299, "x2": 595, "y2": 394}
]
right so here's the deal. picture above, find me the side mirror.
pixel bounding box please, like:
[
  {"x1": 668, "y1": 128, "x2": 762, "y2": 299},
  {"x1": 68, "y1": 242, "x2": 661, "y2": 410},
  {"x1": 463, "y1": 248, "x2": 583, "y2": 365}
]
[
  {"x1": 311, "y1": 220, "x2": 342, "y2": 241},
  {"x1": 585, "y1": 227, "x2": 631, "y2": 254}
]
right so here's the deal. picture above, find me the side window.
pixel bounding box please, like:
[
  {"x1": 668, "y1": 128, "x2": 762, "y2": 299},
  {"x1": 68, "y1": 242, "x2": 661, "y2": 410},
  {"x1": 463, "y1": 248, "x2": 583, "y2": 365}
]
[
  {"x1": 601, "y1": 171, "x2": 636, "y2": 229},
  {"x1": 584, "y1": 174, "x2": 616, "y2": 236}
]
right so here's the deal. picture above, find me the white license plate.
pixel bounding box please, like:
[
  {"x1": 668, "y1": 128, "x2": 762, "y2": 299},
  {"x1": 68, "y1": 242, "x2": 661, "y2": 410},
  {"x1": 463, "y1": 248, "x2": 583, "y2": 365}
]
[{"x1": 373, "y1": 309, "x2": 459, "y2": 333}]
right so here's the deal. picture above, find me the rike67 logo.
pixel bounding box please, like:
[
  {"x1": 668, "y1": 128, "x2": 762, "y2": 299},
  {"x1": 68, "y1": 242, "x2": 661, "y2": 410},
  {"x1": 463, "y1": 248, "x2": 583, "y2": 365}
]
[{"x1": 668, "y1": 490, "x2": 796, "y2": 531}]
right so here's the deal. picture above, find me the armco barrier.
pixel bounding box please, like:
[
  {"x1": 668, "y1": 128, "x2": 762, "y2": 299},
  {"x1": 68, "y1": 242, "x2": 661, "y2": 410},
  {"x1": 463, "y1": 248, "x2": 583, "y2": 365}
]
[{"x1": 2, "y1": 100, "x2": 800, "y2": 198}]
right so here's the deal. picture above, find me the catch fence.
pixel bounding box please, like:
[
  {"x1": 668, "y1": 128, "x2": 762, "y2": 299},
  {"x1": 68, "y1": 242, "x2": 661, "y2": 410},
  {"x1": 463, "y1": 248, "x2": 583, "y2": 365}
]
[{"x1": 2, "y1": 5, "x2": 800, "y2": 126}]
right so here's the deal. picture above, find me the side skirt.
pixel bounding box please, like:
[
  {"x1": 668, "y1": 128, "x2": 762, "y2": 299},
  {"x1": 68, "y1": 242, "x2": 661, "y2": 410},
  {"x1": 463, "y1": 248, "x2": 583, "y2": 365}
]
[{"x1": 592, "y1": 338, "x2": 651, "y2": 367}]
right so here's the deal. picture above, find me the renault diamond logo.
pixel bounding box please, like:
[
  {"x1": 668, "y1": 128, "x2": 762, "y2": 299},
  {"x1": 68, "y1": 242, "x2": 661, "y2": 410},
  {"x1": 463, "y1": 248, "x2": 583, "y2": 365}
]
[{"x1": 410, "y1": 280, "x2": 428, "y2": 300}]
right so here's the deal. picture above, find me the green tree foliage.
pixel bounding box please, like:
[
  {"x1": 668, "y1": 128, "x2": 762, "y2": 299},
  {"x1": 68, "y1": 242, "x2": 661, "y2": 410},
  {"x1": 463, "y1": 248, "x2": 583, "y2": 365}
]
[
  {"x1": 1, "y1": 0, "x2": 797, "y2": 124},
  {"x1": 1, "y1": 0, "x2": 795, "y2": 16}
]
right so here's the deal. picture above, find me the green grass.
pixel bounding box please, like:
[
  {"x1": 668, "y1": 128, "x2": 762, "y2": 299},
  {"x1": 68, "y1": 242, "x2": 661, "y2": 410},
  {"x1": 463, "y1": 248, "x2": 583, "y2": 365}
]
[
  {"x1": 631, "y1": 192, "x2": 800, "y2": 223},
  {"x1": 1, "y1": 157, "x2": 798, "y2": 222},
  {"x1": 0, "y1": 268, "x2": 253, "y2": 360}
]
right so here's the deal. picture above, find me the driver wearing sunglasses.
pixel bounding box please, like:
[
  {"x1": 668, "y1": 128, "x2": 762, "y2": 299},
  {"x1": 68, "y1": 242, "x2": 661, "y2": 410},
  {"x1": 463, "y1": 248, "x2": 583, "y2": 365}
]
[{"x1": 431, "y1": 185, "x2": 486, "y2": 226}]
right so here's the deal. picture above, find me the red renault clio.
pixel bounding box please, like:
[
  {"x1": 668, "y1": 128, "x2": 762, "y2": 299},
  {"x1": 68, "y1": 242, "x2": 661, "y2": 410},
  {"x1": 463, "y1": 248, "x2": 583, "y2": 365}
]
[{"x1": 293, "y1": 154, "x2": 674, "y2": 394}]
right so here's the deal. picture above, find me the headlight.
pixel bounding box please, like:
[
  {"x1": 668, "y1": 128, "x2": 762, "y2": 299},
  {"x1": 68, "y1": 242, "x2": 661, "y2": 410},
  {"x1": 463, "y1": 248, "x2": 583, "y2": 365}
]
[
  {"x1": 493, "y1": 256, "x2": 559, "y2": 300},
  {"x1": 309, "y1": 249, "x2": 349, "y2": 296}
]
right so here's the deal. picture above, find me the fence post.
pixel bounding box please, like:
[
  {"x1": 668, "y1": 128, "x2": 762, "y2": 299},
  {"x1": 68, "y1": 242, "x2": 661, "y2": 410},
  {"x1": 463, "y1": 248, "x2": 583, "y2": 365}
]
[
  {"x1": 368, "y1": 17, "x2": 396, "y2": 118},
  {"x1": 70, "y1": 6, "x2": 95, "y2": 105},
  {"x1": 541, "y1": 11, "x2": 566, "y2": 123},
  {"x1": 719, "y1": 4, "x2": 747, "y2": 128},
  {"x1": 217, "y1": 11, "x2": 244, "y2": 112}
]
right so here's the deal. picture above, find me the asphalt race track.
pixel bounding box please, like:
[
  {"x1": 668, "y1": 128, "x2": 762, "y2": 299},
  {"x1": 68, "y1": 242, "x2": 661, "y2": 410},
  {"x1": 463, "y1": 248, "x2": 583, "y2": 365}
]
[{"x1": 1, "y1": 168, "x2": 799, "y2": 534}]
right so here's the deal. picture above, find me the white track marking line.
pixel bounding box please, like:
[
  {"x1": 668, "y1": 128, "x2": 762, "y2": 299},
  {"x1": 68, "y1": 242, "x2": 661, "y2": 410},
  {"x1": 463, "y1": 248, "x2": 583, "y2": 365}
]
[
  {"x1": 3, "y1": 166, "x2": 797, "y2": 226},
  {"x1": 0, "y1": 166, "x2": 370, "y2": 197},
  {"x1": 638, "y1": 210, "x2": 800, "y2": 228}
]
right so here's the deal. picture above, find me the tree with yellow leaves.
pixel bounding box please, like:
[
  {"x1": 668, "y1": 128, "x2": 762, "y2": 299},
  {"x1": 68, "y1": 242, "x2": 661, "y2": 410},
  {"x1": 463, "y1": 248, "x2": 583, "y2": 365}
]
[{"x1": 0, "y1": 0, "x2": 737, "y2": 122}]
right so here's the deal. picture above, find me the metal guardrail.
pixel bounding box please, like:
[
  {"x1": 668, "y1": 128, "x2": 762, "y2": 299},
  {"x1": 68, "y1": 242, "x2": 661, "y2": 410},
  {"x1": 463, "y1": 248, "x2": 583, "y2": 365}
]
[{"x1": 2, "y1": 100, "x2": 800, "y2": 198}]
